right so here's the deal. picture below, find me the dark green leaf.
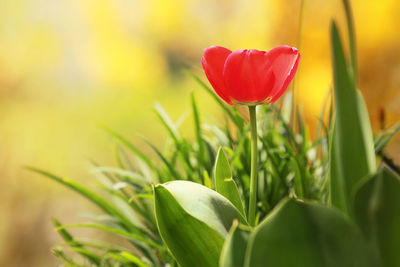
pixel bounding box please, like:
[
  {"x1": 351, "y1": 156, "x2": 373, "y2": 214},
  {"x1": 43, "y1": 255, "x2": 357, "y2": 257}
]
[
  {"x1": 329, "y1": 21, "x2": 376, "y2": 216},
  {"x1": 244, "y1": 199, "x2": 377, "y2": 267},
  {"x1": 354, "y1": 167, "x2": 400, "y2": 267},
  {"x1": 219, "y1": 220, "x2": 251, "y2": 267}
]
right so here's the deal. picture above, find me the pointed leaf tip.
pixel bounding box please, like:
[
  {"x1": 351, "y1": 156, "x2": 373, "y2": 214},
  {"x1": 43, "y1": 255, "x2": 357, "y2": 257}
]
[{"x1": 214, "y1": 147, "x2": 246, "y2": 217}]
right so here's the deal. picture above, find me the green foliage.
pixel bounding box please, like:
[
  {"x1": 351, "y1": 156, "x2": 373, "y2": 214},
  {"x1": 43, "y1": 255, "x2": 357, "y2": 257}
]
[
  {"x1": 28, "y1": 167, "x2": 166, "y2": 266},
  {"x1": 354, "y1": 167, "x2": 400, "y2": 267},
  {"x1": 329, "y1": 21, "x2": 376, "y2": 216},
  {"x1": 219, "y1": 221, "x2": 250, "y2": 267},
  {"x1": 375, "y1": 121, "x2": 400, "y2": 154},
  {"x1": 244, "y1": 199, "x2": 377, "y2": 267},
  {"x1": 30, "y1": 86, "x2": 329, "y2": 266},
  {"x1": 214, "y1": 147, "x2": 246, "y2": 217},
  {"x1": 154, "y1": 181, "x2": 246, "y2": 267},
  {"x1": 27, "y1": 2, "x2": 400, "y2": 266}
]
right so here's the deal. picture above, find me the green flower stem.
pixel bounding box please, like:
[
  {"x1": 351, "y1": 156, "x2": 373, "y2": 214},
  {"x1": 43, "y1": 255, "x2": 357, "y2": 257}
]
[{"x1": 248, "y1": 105, "x2": 258, "y2": 226}]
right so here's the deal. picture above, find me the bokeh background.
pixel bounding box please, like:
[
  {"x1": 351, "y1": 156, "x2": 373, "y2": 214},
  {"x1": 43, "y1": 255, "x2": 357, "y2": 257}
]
[{"x1": 0, "y1": 0, "x2": 399, "y2": 266}]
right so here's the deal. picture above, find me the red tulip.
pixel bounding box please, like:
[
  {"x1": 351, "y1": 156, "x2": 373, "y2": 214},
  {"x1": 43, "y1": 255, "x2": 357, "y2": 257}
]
[{"x1": 201, "y1": 45, "x2": 300, "y2": 105}]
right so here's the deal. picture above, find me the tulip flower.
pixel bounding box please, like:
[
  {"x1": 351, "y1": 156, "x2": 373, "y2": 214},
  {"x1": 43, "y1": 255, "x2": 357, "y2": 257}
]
[
  {"x1": 202, "y1": 45, "x2": 300, "y2": 226},
  {"x1": 201, "y1": 45, "x2": 300, "y2": 105}
]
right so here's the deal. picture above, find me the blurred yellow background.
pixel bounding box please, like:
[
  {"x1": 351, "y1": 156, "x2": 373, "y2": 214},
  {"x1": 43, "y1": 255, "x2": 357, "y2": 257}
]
[{"x1": 0, "y1": 0, "x2": 399, "y2": 266}]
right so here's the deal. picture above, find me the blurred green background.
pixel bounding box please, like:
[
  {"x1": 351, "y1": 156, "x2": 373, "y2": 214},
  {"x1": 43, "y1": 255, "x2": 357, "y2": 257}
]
[{"x1": 0, "y1": 0, "x2": 399, "y2": 266}]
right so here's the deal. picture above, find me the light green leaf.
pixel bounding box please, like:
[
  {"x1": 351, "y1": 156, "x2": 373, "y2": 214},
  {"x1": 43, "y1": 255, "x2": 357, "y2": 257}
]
[
  {"x1": 354, "y1": 167, "x2": 400, "y2": 267},
  {"x1": 214, "y1": 147, "x2": 246, "y2": 217},
  {"x1": 329, "y1": 21, "x2": 376, "y2": 216},
  {"x1": 244, "y1": 199, "x2": 377, "y2": 267},
  {"x1": 203, "y1": 170, "x2": 213, "y2": 189},
  {"x1": 219, "y1": 220, "x2": 251, "y2": 267},
  {"x1": 154, "y1": 181, "x2": 246, "y2": 267}
]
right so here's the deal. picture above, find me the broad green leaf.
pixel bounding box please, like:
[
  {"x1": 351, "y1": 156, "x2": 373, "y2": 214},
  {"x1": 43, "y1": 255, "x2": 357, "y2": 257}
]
[
  {"x1": 329, "y1": 21, "x2": 376, "y2": 216},
  {"x1": 214, "y1": 147, "x2": 246, "y2": 217},
  {"x1": 219, "y1": 220, "x2": 251, "y2": 267},
  {"x1": 244, "y1": 199, "x2": 377, "y2": 267},
  {"x1": 154, "y1": 181, "x2": 246, "y2": 267},
  {"x1": 354, "y1": 167, "x2": 400, "y2": 267}
]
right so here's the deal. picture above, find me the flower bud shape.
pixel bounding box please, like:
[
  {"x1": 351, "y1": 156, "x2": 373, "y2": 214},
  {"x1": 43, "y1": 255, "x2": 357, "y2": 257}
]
[{"x1": 201, "y1": 45, "x2": 300, "y2": 105}]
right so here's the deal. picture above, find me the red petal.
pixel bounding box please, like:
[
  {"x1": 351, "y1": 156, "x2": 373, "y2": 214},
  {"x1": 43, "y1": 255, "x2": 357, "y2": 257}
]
[
  {"x1": 201, "y1": 46, "x2": 233, "y2": 105},
  {"x1": 268, "y1": 46, "x2": 300, "y2": 103},
  {"x1": 223, "y1": 46, "x2": 300, "y2": 104},
  {"x1": 223, "y1": 49, "x2": 273, "y2": 103}
]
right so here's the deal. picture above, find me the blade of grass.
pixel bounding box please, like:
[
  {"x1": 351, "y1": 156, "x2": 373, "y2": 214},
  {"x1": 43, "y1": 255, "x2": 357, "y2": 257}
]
[
  {"x1": 92, "y1": 166, "x2": 148, "y2": 185},
  {"x1": 375, "y1": 121, "x2": 400, "y2": 154},
  {"x1": 192, "y1": 93, "x2": 207, "y2": 168},
  {"x1": 119, "y1": 251, "x2": 151, "y2": 267},
  {"x1": 154, "y1": 103, "x2": 195, "y2": 177},
  {"x1": 100, "y1": 126, "x2": 156, "y2": 171},
  {"x1": 52, "y1": 249, "x2": 85, "y2": 267},
  {"x1": 342, "y1": 0, "x2": 358, "y2": 83},
  {"x1": 52, "y1": 218, "x2": 101, "y2": 265},
  {"x1": 56, "y1": 224, "x2": 164, "y2": 250},
  {"x1": 27, "y1": 167, "x2": 147, "y2": 235},
  {"x1": 185, "y1": 70, "x2": 237, "y2": 124},
  {"x1": 143, "y1": 139, "x2": 181, "y2": 181},
  {"x1": 113, "y1": 143, "x2": 135, "y2": 171}
]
